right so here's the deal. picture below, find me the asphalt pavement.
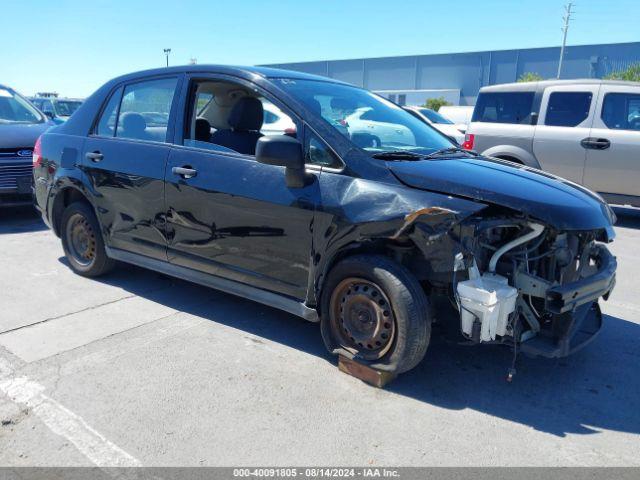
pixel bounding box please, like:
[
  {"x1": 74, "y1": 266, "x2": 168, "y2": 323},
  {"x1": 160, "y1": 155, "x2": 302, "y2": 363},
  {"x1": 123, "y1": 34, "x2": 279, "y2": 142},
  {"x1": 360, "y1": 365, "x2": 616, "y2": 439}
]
[{"x1": 1, "y1": 206, "x2": 639, "y2": 466}]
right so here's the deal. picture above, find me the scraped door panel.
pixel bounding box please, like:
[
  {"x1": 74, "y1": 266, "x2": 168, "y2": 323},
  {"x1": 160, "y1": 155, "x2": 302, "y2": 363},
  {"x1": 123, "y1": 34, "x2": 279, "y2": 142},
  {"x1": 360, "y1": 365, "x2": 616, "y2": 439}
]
[{"x1": 164, "y1": 148, "x2": 319, "y2": 299}]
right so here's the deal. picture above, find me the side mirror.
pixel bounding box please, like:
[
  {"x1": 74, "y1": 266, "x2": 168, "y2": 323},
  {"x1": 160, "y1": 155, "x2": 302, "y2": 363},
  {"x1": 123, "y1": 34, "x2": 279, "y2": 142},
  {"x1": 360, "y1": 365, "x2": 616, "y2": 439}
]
[
  {"x1": 43, "y1": 110, "x2": 55, "y2": 120},
  {"x1": 256, "y1": 135, "x2": 310, "y2": 188}
]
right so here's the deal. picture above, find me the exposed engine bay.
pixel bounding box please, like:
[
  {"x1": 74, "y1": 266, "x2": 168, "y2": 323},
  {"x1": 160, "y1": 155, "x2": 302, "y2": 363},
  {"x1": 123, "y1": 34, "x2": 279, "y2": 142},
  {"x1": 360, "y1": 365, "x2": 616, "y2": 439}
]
[{"x1": 447, "y1": 214, "x2": 617, "y2": 368}]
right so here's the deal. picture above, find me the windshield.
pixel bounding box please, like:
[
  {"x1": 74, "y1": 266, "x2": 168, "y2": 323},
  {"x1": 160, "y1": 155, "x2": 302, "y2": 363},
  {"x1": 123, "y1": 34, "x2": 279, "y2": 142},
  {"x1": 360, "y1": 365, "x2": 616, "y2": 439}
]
[
  {"x1": 277, "y1": 79, "x2": 452, "y2": 154},
  {"x1": 54, "y1": 100, "x2": 82, "y2": 116},
  {"x1": 417, "y1": 108, "x2": 453, "y2": 124},
  {"x1": 0, "y1": 88, "x2": 44, "y2": 125}
]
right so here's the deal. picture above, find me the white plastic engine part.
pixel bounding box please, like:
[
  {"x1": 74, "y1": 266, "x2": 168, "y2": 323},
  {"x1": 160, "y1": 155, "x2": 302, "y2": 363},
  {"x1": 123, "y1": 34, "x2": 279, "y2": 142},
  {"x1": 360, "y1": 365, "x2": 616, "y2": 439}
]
[{"x1": 457, "y1": 273, "x2": 518, "y2": 342}]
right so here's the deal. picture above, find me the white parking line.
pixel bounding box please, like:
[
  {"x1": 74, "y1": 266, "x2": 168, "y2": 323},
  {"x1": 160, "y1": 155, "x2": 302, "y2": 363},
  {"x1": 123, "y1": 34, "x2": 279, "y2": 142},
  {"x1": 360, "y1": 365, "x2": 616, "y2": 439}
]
[{"x1": 0, "y1": 358, "x2": 141, "y2": 467}]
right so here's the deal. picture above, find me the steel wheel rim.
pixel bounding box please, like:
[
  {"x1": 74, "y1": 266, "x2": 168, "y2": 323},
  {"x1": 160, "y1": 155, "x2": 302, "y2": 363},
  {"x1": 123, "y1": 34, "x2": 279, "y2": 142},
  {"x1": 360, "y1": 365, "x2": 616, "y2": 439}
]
[
  {"x1": 66, "y1": 213, "x2": 97, "y2": 267},
  {"x1": 329, "y1": 277, "x2": 396, "y2": 360}
]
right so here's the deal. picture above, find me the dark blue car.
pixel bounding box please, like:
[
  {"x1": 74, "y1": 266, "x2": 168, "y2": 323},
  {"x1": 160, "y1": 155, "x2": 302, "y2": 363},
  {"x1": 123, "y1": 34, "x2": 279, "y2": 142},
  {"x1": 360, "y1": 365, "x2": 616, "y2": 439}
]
[
  {"x1": 0, "y1": 84, "x2": 52, "y2": 206},
  {"x1": 32, "y1": 65, "x2": 617, "y2": 381}
]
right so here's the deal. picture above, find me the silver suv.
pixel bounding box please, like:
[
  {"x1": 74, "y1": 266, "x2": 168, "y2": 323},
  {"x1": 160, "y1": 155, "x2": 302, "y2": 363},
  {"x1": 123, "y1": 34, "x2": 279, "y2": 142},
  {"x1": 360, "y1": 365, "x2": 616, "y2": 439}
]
[{"x1": 465, "y1": 79, "x2": 640, "y2": 207}]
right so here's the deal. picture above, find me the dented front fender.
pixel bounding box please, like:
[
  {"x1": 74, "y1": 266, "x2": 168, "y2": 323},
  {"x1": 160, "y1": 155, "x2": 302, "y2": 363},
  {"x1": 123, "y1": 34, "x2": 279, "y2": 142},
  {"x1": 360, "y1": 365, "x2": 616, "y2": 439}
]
[{"x1": 307, "y1": 173, "x2": 487, "y2": 306}]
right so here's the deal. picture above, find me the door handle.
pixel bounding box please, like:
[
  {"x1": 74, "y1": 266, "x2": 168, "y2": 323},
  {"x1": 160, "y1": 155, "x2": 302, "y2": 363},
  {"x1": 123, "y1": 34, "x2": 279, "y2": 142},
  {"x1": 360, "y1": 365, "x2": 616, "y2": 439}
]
[
  {"x1": 580, "y1": 137, "x2": 611, "y2": 150},
  {"x1": 172, "y1": 166, "x2": 197, "y2": 179},
  {"x1": 85, "y1": 151, "x2": 104, "y2": 162}
]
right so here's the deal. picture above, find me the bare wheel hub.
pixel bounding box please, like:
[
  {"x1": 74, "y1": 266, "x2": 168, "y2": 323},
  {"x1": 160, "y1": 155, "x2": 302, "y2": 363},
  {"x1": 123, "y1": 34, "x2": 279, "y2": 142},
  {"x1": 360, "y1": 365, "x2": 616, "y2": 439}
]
[
  {"x1": 330, "y1": 278, "x2": 396, "y2": 360},
  {"x1": 66, "y1": 214, "x2": 96, "y2": 266}
]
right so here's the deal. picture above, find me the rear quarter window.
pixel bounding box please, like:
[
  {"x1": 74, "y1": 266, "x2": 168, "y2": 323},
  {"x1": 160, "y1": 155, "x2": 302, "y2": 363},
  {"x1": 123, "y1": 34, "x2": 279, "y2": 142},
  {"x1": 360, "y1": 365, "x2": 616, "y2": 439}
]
[{"x1": 472, "y1": 92, "x2": 535, "y2": 125}]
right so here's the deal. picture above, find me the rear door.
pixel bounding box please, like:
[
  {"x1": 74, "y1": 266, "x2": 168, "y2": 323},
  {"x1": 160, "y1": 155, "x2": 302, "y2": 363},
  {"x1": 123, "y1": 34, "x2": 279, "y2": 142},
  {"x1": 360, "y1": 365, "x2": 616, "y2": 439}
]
[
  {"x1": 583, "y1": 85, "x2": 640, "y2": 197},
  {"x1": 82, "y1": 75, "x2": 182, "y2": 260},
  {"x1": 532, "y1": 85, "x2": 599, "y2": 183}
]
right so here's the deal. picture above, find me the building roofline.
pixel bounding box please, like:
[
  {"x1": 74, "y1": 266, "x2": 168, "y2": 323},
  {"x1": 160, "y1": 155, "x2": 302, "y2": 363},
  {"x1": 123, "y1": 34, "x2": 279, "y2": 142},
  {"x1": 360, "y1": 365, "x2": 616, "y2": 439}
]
[{"x1": 262, "y1": 41, "x2": 640, "y2": 67}]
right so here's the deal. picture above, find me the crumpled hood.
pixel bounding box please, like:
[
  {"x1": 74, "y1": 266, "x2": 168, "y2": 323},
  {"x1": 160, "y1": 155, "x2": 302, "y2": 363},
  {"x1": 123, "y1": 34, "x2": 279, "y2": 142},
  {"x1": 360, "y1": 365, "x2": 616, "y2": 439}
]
[
  {"x1": 0, "y1": 122, "x2": 51, "y2": 149},
  {"x1": 387, "y1": 156, "x2": 616, "y2": 235}
]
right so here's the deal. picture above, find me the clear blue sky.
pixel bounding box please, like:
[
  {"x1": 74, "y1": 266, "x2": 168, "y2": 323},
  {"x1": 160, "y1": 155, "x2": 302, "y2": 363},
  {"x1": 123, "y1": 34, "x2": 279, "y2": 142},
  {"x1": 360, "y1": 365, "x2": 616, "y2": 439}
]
[{"x1": 3, "y1": 0, "x2": 639, "y2": 97}]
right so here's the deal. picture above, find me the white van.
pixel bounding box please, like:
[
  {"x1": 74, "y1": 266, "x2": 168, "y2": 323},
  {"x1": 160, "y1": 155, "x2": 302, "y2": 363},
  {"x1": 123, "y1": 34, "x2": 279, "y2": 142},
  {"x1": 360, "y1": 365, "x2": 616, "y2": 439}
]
[{"x1": 465, "y1": 79, "x2": 640, "y2": 207}]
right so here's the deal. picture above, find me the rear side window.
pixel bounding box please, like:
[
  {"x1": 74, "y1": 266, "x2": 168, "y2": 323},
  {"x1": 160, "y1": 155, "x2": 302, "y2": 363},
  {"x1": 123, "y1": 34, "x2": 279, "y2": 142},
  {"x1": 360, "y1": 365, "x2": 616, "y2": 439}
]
[
  {"x1": 116, "y1": 78, "x2": 178, "y2": 142},
  {"x1": 96, "y1": 88, "x2": 122, "y2": 137},
  {"x1": 472, "y1": 92, "x2": 535, "y2": 124},
  {"x1": 545, "y1": 92, "x2": 592, "y2": 127},
  {"x1": 601, "y1": 93, "x2": 640, "y2": 131}
]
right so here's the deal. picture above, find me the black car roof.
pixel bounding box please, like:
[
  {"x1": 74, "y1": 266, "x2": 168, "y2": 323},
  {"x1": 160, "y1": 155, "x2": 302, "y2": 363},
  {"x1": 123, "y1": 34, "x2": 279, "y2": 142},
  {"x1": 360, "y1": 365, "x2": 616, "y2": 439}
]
[{"x1": 107, "y1": 64, "x2": 345, "y2": 85}]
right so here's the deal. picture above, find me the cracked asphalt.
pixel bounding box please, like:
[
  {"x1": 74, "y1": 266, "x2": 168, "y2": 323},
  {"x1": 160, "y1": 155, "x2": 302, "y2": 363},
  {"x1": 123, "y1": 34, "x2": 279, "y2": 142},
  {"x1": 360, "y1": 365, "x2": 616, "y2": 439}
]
[{"x1": 1, "y1": 206, "x2": 639, "y2": 466}]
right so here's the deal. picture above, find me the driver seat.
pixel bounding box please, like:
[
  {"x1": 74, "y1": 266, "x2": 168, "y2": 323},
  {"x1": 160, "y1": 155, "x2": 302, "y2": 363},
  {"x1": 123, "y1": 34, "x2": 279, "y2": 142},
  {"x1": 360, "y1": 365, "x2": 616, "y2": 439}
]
[{"x1": 210, "y1": 97, "x2": 264, "y2": 155}]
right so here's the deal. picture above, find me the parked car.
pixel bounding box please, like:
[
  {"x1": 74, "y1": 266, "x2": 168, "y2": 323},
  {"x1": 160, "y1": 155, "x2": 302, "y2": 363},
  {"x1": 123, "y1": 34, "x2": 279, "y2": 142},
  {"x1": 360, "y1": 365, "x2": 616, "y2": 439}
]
[
  {"x1": 345, "y1": 106, "x2": 415, "y2": 147},
  {"x1": 403, "y1": 106, "x2": 465, "y2": 144},
  {"x1": 0, "y1": 84, "x2": 52, "y2": 207},
  {"x1": 34, "y1": 66, "x2": 616, "y2": 380},
  {"x1": 30, "y1": 97, "x2": 83, "y2": 124},
  {"x1": 437, "y1": 105, "x2": 473, "y2": 133},
  {"x1": 464, "y1": 79, "x2": 640, "y2": 207},
  {"x1": 261, "y1": 101, "x2": 296, "y2": 136}
]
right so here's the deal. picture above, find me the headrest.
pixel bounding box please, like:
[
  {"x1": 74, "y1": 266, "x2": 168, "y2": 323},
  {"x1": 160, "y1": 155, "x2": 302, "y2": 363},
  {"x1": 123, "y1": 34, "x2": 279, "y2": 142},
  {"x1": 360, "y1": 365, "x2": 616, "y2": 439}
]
[
  {"x1": 195, "y1": 117, "x2": 211, "y2": 141},
  {"x1": 228, "y1": 97, "x2": 263, "y2": 131},
  {"x1": 120, "y1": 112, "x2": 146, "y2": 135}
]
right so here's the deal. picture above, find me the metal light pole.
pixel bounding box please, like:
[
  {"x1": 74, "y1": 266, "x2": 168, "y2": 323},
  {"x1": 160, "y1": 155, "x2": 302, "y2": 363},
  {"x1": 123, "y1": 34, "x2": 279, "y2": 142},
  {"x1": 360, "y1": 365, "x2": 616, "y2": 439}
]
[
  {"x1": 163, "y1": 48, "x2": 172, "y2": 68},
  {"x1": 557, "y1": 3, "x2": 573, "y2": 79}
]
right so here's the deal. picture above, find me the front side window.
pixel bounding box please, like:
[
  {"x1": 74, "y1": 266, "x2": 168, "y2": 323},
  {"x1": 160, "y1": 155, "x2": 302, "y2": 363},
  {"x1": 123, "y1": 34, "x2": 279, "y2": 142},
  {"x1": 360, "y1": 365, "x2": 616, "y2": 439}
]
[
  {"x1": 545, "y1": 92, "x2": 592, "y2": 127},
  {"x1": 472, "y1": 92, "x2": 535, "y2": 125},
  {"x1": 116, "y1": 78, "x2": 178, "y2": 142},
  {"x1": 0, "y1": 88, "x2": 45, "y2": 125},
  {"x1": 183, "y1": 80, "x2": 298, "y2": 156},
  {"x1": 307, "y1": 134, "x2": 341, "y2": 168},
  {"x1": 601, "y1": 93, "x2": 640, "y2": 131},
  {"x1": 278, "y1": 79, "x2": 452, "y2": 154}
]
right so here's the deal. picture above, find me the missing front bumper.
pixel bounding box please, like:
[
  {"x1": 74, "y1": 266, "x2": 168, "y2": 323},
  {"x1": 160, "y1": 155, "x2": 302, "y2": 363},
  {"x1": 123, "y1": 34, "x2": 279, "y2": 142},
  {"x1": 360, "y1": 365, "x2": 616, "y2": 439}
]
[
  {"x1": 518, "y1": 244, "x2": 615, "y2": 358},
  {"x1": 520, "y1": 302, "x2": 603, "y2": 358},
  {"x1": 545, "y1": 244, "x2": 617, "y2": 314}
]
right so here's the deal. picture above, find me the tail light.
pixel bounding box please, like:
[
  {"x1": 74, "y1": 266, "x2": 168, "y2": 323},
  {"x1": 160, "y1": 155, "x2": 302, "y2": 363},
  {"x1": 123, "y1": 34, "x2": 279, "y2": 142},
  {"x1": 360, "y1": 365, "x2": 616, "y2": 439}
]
[
  {"x1": 461, "y1": 133, "x2": 475, "y2": 150},
  {"x1": 33, "y1": 135, "x2": 43, "y2": 168}
]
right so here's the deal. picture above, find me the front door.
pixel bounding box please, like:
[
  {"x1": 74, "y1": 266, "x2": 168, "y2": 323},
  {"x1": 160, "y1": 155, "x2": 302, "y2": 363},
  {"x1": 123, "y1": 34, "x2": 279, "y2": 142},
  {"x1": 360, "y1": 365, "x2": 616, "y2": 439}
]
[
  {"x1": 82, "y1": 76, "x2": 180, "y2": 260},
  {"x1": 532, "y1": 85, "x2": 599, "y2": 183},
  {"x1": 164, "y1": 76, "x2": 319, "y2": 299},
  {"x1": 583, "y1": 85, "x2": 640, "y2": 197}
]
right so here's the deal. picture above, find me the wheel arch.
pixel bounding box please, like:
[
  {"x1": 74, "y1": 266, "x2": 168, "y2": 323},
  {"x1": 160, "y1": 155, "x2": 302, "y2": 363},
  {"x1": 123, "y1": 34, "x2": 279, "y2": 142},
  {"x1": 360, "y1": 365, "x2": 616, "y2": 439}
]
[
  {"x1": 50, "y1": 185, "x2": 96, "y2": 237},
  {"x1": 482, "y1": 145, "x2": 541, "y2": 168},
  {"x1": 313, "y1": 237, "x2": 435, "y2": 310}
]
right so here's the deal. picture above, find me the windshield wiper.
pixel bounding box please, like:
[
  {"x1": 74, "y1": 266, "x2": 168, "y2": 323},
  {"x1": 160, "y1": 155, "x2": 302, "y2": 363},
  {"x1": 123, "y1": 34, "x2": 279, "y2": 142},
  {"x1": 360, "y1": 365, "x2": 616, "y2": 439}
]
[
  {"x1": 371, "y1": 150, "x2": 429, "y2": 160},
  {"x1": 424, "y1": 146, "x2": 479, "y2": 158}
]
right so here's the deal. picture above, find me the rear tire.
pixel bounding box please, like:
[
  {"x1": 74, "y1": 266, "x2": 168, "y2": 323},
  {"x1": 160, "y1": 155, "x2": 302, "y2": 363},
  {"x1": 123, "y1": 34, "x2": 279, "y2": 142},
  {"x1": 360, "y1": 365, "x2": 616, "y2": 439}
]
[
  {"x1": 61, "y1": 201, "x2": 115, "y2": 277},
  {"x1": 320, "y1": 254, "x2": 431, "y2": 374}
]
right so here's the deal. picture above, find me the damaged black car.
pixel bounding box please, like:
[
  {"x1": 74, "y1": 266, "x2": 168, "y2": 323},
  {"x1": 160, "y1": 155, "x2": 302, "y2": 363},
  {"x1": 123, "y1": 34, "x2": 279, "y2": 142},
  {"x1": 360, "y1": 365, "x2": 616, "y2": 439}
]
[{"x1": 33, "y1": 66, "x2": 617, "y2": 379}]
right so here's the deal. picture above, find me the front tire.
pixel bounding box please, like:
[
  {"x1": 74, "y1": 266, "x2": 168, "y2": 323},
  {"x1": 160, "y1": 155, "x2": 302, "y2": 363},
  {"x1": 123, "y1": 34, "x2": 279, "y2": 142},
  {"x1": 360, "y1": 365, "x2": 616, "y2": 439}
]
[
  {"x1": 61, "y1": 201, "x2": 115, "y2": 277},
  {"x1": 321, "y1": 254, "x2": 431, "y2": 374}
]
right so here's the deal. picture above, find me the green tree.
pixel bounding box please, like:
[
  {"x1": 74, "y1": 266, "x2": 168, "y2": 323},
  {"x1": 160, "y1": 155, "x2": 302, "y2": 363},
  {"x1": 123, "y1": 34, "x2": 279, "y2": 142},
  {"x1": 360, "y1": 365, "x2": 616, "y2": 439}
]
[
  {"x1": 517, "y1": 72, "x2": 544, "y2": 82},
  {"x1": 422, "y1": 96, "x2": 451, "y2": 111},
  {"x1": 604, "y1": 63, "x2": 640, "y2": 82}
]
